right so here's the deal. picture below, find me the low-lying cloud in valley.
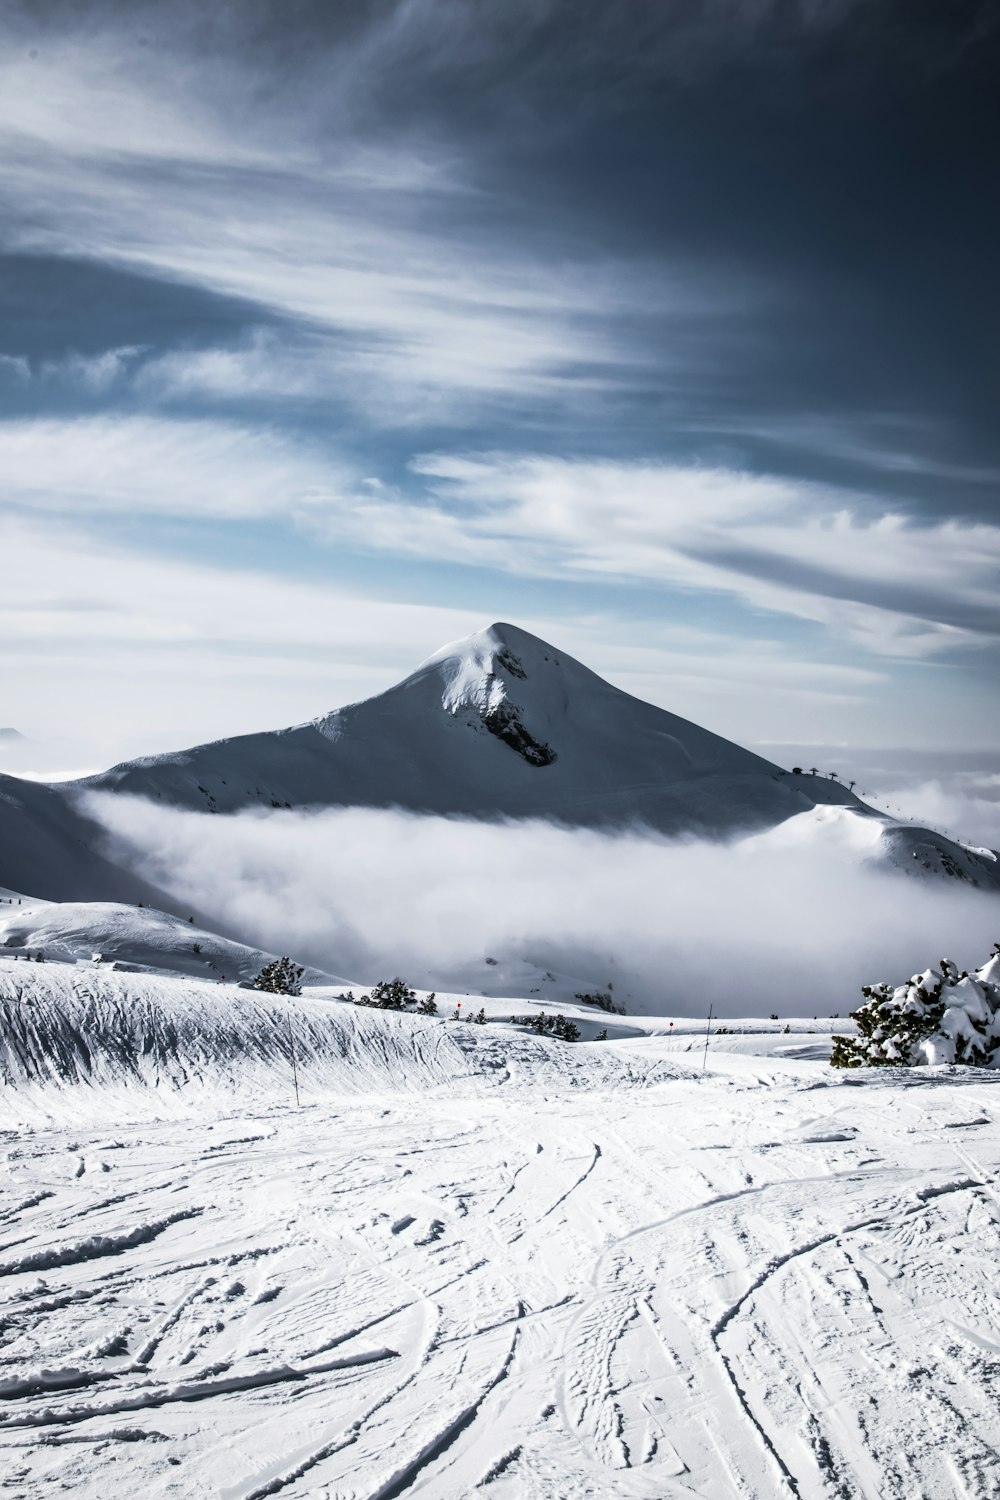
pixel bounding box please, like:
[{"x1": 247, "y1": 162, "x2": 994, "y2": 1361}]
[{"x1": 86, "y1": 795, "x2": 1000, "y2": 1019}]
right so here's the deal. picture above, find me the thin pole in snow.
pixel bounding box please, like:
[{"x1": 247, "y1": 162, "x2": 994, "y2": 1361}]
[
  {"x1": 701, "y1": 1003, "x2": 714, "y2": 1077},
  {"x1": 286, "y1": 1002, "x2": 300, "y2": 1108}
]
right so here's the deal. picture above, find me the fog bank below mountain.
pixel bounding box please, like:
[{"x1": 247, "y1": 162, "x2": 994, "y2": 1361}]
[{"x1": 86, "y1": 796, "x2": 999, "y2": 1017}]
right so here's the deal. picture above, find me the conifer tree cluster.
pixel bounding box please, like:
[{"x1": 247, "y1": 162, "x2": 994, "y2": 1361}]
[
  {"x1": 574, "y1": 988, "x2": 625, "y2": 1015},
  {"x1": 831, "y1": 945, "x2": 1000, "y2": 1069},
  {"x1": 252, "y1": 956, "x2": 304, "y2": 996},
  {"x1": 352, "y1": 979, "x2": 448, "y2": 1014},
  {"x1": 510, "y1": 1012, "x2": 581, "y2": 1042},
  {"x1": 355, "y1": 977, "x2": 419, "y2": 1009}
]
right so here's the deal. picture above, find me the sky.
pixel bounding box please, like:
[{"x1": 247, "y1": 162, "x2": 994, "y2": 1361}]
[{"x1": 1, "y1": 0, "x2": 998, "y2": 781}]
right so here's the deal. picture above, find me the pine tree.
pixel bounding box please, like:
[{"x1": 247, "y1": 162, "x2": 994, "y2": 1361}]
[
  {"x1": 418, "y1": 993, "x2": 438, "y2": 1015},
  {"x1": 831, "y1": 948, "x2": 1000, "y2": 1069},
  {"x1": 356, "y1": 978, "x2": 417, "y2": 1009},
  {"x1": 252, "y1": 956, "x2": 304, "y2": 996}
]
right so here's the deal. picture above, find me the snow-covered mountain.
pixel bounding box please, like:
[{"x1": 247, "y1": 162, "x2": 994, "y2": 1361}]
[
  {"x1": 0, "y1": 890, "x2": 350, "y2": 988},
  {"x1": 68, "y1": 624, "x2": 868, "y2": 826},
  {"x1": 1, "y1": 623, "x2": 997, "y2": 900},
  {"x1": 71, "y1": 621, "x2": 999, "y2": 886}
]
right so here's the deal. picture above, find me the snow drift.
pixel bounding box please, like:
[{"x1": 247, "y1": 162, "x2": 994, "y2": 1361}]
[{"x1": 0, "y1": 960, "x2": 686, "y2": 1127}]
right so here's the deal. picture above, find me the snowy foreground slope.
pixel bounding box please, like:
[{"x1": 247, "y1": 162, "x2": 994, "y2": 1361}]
[
  {"x1": 3, "y1": 960, "x2": 1000, "y2": 1499},
  {"x1": 67, "y1": 623, "x2": 1000, "y2": 891}
]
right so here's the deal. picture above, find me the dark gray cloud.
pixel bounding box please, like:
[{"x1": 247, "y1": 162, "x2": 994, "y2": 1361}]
[{"x1": 691, "y1": 541, "x2": 1000, "y2": 640}]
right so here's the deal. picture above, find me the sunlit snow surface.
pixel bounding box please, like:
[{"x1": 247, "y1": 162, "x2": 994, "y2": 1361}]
[{"x1": 2, "y1": 958, "x2": 1000, "y2": 1498}]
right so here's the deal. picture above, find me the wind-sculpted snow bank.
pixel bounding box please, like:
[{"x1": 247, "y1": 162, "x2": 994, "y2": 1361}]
[
  {"x1": 832, "y1": 946, "x2": 1000, "y2": 1068},
  {"x1": 0, "y1": 961, "x2": 686, "y2": 1126}
]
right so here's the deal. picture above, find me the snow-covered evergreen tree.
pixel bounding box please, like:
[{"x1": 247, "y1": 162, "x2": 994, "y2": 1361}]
[
  {"x1": 355, "y1": 978, "x2": 416, "y2": 1009},
  {"x1": 831, "y1": 945, "x2": 1000, "y2": 1068},
  {"x1": 252, "y1": 956, "x2": 304, "y2": 996}
]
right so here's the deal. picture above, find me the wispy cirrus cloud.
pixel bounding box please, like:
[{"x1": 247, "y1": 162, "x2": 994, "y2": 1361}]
[
  {"x1": 307, "y1": 451, "x2": 1000, "y2": 658},
  {"x1": 38, "y1": 346, "x2": 146, "y2": 395},
  {"x1": 0, "y1": 25, "x2": 663, "y2": 420},
  {"x1": 0, "y1": 414, "x2": 352, "y2": 519},
  {"x1": 0, "y1": 0, "x2": 997, "y2": 766},
  {"x1": 3, "y1": 416, "x2": 998, "y2": 661}
]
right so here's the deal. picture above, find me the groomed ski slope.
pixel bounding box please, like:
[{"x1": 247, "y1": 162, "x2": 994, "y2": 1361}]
[{"x1": 2, "y1": 961, "x2": 1000, "y2": 1498}]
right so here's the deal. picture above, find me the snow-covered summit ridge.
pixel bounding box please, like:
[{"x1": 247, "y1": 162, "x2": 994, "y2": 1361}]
[
  {"x1": 331, "y1": 622, "x2": 566, "y2": 768},
  {"x1": 74, "y1": 619, "x2": 836, "y2": 832},
  {"x1": 1, "y1": 622, "x2": 997, "y2": 899}
]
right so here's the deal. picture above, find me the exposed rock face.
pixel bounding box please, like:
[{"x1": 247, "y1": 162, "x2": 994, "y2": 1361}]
[{"x1": 481, "y1": 700, "x2": 557, "y2": 767}]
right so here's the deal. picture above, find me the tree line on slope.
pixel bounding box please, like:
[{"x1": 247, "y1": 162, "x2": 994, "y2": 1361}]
[{"x1": 251, "y1": 959, "x2": 585, "y2": 1039}]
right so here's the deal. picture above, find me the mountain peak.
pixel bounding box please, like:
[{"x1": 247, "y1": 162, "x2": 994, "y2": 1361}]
[
  {"x1": 46, "y1": 622, "x2": 999, "y2": 893},
  {"x1": 419, "y1": 620, "x2": 556, "y2": 673},
  {"x1": 413, "y1": 622, "x2": 566, "y2": 767}
]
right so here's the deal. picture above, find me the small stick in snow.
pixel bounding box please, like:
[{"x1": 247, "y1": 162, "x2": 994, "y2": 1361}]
[
  {"x1": 287, "y1": 1002, "x2": 300, "y2": 1108},
  {"x1": 701, "y1": 1004, "x2": 714, "y2": 1077}
]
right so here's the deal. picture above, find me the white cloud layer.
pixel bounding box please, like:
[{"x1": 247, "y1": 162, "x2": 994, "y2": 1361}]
[
  {"x1": 355, "y1": 452, "x2": 998, "y2": 657},
  {"x1": 86, "y1": 796, "x2": 1000, "y2": 1018}
]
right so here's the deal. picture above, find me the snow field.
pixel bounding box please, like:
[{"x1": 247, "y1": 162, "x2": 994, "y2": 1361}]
[
  {"x1": 2, "y1": 962, "x2": 1000, "y2": 1496},
  {"x1": 0, "y1": 958, "x2": 849, "y2": 1128},
  {"x1": 3, "y1": 1079, "x2": 1000, "y2": 1497}
]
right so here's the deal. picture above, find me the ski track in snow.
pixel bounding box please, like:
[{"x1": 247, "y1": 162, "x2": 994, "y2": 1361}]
[{"x1": 2, "y1": 968, "x2": 1000, "y2": 1495}]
